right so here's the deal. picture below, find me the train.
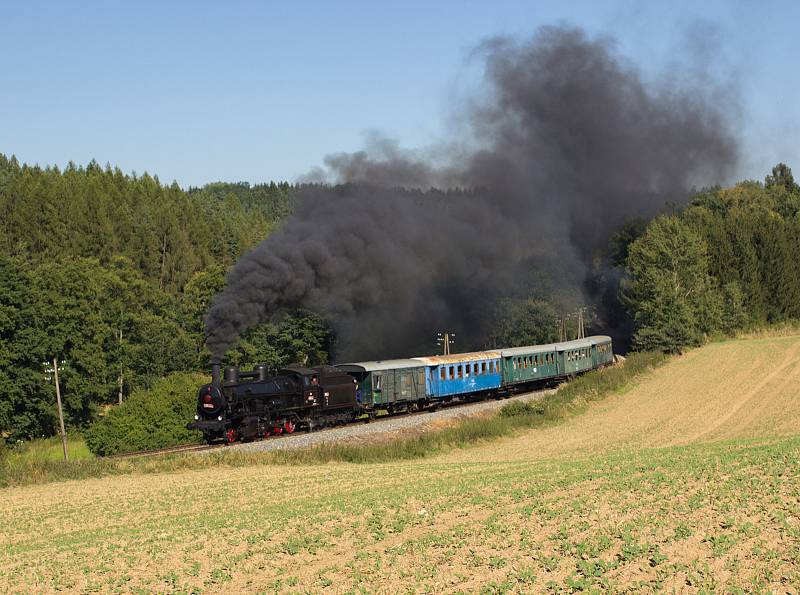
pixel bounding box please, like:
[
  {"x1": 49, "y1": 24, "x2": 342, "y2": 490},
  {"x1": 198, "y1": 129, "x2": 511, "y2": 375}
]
[{"x1": 188, "y1": 335, "x2": 614, "y2": 444}]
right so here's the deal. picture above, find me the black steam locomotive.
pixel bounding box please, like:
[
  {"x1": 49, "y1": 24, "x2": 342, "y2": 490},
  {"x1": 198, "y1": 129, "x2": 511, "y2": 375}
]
[{"x1": 188, "y1": 363, "x2": 358, "y2": 443}]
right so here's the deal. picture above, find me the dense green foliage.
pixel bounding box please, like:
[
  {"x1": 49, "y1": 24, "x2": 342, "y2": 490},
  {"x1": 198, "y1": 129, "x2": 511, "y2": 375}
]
[
  {"x1": 0, "y1": 155, "x2": 295, "y2": 288},
  {"x1": 0, "y1": 256, "x2": 196, "y2": 439},
  {"x1": 624, "y1": 217, "x2": 721, "y2": 351},
  {"x1": 623, "y1": 163, "x2": 800, "y2": 351},
  {"x1": 487, "y1": 298, "x2": 559, "y2": 348},
  {"x1": 0, "y1": 154, "x2": 328, "y2": 443},
  {"x1": 83, "y1": 373, "x2": 205, "y2": 456}
]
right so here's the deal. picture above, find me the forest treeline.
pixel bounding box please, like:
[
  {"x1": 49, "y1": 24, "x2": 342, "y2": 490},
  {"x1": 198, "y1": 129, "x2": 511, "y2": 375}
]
[
  {"x1": 0, "y1": 155, "x2": 326, "y2": 440},
  {"x1": 618, "y1": 163, "x2": 800, "y2": 352},
  {"x1": 1, "y1": 152, "x2": 799, "y2": 443}
]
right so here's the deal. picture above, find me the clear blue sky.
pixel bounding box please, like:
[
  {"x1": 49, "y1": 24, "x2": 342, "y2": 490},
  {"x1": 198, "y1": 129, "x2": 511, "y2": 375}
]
[{"x1": 1, "y1": 0, "x2": 797, "y2": 187}]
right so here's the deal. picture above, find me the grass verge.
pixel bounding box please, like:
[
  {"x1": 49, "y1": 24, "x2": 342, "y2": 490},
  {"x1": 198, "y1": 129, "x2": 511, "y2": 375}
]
[{"x1": 0, "y1": 352, "x2": 666, "y2": 488}]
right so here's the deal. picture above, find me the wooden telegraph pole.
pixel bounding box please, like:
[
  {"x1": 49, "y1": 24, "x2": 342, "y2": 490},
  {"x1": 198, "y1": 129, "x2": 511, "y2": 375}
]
[{"x1": 47, "y1": 358, "x2": 68, "y2": 462}]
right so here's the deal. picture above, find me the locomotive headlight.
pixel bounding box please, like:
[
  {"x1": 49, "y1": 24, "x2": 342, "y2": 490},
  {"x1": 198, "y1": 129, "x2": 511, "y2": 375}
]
[
  {"x1": 218, "y1": 415, "x2": 223, "y2": 421},
  {"x1": 194, "y1": 414, "x2": 199, "y2": 420}
]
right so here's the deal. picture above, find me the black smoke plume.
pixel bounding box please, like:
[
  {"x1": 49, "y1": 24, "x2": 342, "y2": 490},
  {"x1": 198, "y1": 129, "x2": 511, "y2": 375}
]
[{"x1": 205, "y1": 25, "x2": 738, "y2": 362}]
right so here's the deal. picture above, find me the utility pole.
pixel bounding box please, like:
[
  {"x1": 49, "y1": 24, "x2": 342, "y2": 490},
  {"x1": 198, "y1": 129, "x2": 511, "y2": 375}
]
[
  {"x1": 44, "y1": 359, "x2": 68, "y2": 462},
  {"x1": 117, "y1": 326, "x2": 124, "y2": 405},
  {"x1": 436, "y1": 331, "x2": 455, "y2": 355}
]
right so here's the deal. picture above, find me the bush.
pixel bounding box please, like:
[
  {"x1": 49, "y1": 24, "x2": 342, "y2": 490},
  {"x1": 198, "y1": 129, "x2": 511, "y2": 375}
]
[
  {"x1": 84, "y1": 372, "x2": 205, "y2": 456},
  {"x1": 498, "y1": 400, "x2": 544, "y2": 418}
]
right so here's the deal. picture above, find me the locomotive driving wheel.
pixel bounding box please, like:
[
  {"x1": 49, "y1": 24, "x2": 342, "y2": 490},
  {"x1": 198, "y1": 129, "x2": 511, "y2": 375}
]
[
  {"x1": 284, "y1": 420, "x2": 296, "y2": 434},
  {"x1": 225, "y1": 428, "x2": 237, "y2": 444}
]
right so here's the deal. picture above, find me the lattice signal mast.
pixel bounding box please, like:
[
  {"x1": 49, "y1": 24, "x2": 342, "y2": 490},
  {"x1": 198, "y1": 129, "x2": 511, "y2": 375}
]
[{"x1": 436, "y1": 331, "x2": 456, "y2": 355}]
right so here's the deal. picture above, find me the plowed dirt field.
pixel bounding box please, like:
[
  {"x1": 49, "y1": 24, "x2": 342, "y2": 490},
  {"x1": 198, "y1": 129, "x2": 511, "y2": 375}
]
[{"x1": 2, "y1": 336, "x2": 800, "y2": 593}]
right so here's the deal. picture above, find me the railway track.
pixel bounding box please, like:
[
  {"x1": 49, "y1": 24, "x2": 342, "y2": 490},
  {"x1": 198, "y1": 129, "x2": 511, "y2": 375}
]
[
  {"x1": 107, "y1": 387, "x2": 554, "y2": 459},
  {"x1": 105, "y1": 442, "x2": 223, "y2": 459}
]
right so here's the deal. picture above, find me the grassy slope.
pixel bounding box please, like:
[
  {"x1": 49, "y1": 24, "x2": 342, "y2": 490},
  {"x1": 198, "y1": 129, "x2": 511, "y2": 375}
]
[
  {"x1": 442, "y1": 333, "x2": 800, "y2": 464},
  {"x1": 2, "y1": 336, "x2": 800, "y2": 592}
]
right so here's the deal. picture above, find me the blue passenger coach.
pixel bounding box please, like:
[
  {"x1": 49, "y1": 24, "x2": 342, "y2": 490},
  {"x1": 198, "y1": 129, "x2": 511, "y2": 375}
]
[{"x1": 412, "y1": 351, "x2": 503, "y2": 401}]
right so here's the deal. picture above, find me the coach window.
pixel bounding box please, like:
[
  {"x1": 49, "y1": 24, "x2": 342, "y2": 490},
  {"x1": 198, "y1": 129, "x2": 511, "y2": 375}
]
[
  {"x1": 375, "y1": 374, "x2": 382, "y2": 391},
  {"x1": 482, "y1": 362, "x2": 487, "y2": 375},
  {"x1": 440, "y1": 367, "x2": 446, "y2": 380},
  {"x1": 449, "y1": 366, "x2": 454, "y2": 380},
  {"x1": 464, "y1": 364, "x2": 470, "y2": 377}
]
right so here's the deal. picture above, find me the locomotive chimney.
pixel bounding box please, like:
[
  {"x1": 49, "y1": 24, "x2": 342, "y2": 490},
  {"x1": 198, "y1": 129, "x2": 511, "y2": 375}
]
[{"x1": 211, "y1": 363, "x2": 221, "y2": 387}]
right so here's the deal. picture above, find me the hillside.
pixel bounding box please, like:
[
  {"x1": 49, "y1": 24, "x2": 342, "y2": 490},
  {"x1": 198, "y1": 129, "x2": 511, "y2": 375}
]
[
  {"x1": 443, "y1": 333, "x2": 800, "y2": 463},
  {"x1": 2, "y1": 336, "x2": 800, "y2": 592}
]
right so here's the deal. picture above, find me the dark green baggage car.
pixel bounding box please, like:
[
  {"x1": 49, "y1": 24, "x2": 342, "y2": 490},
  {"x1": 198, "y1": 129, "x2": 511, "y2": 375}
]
[{"x1": 336, "y1": 359, "x2": 427, "y2": 411}]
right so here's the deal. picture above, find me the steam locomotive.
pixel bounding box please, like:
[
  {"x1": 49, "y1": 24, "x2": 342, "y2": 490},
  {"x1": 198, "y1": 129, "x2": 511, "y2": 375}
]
[{"x1": 188, "y1": 335, "x2": 614, "y2": 444}]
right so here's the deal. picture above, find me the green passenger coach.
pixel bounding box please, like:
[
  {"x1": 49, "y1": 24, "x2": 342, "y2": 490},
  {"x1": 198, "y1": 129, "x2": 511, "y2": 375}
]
[
  {"x1": 557, "y1": 339, "x2": 594, "y2": 375},
  {"x1": 500, "y1": 344, "x2": 559, "y2": 386},
  {"x1": 589, "y1": 335, "x2": 614, "y2": 368}
]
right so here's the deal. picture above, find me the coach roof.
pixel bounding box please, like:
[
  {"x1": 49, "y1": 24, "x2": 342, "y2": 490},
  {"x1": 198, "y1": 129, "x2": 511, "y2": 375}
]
[
  {"x1": 336, "y1": 359, "x2": 425, "y2": 373},
  {"x1": 501, "y1": 344, "x2": 558, "y2": 357},
  {"x1": 412, "y1": 351, "x2": 502, "y2": 366}
]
